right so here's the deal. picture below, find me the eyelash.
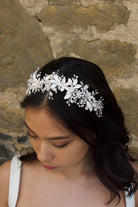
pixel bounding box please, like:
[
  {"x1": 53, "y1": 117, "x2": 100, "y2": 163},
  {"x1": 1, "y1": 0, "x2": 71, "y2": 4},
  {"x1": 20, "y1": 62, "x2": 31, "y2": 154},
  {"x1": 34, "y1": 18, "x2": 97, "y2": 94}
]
[
  {"x1": 54, "y1": 143, "x2": 68, "y2": 148},
  {"x1": 26, "y1": 133, "x2": 69, "y2": 148}
]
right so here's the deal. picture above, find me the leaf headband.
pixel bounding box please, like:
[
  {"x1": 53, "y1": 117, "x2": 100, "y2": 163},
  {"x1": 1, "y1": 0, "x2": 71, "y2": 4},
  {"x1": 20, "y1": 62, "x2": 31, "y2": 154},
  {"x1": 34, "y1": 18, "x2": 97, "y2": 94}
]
[{"x1": 26, "y1": 68, "x2": 104, "y2": 117}]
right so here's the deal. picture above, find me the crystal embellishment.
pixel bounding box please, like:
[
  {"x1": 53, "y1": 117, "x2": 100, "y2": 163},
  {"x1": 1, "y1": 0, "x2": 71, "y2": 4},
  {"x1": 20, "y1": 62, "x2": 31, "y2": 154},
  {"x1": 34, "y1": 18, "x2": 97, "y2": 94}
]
[{"x1": 26, "y1": 68, "x2": 104, "y2": 117}]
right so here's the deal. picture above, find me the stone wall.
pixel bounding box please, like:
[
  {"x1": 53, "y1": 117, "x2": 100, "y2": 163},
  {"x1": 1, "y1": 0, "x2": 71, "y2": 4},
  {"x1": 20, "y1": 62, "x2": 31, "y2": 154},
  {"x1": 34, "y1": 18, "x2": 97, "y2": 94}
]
[{"x1": 0, "y1": 0, "x2": 138, "y2": 165}]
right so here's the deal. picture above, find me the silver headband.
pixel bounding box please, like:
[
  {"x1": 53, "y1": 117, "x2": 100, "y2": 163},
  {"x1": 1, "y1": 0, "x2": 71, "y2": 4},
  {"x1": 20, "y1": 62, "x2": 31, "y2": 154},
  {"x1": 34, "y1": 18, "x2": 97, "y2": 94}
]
[{"x1": 26, "y1": 68, "x2": 104, "y2": 117}]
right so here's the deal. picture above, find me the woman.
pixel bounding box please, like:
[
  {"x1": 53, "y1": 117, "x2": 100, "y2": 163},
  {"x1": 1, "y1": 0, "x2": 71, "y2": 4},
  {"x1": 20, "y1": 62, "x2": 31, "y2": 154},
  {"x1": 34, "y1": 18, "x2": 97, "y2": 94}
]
[{"x1": 0, "y1": 57, "x2": 138, "y2": 207}]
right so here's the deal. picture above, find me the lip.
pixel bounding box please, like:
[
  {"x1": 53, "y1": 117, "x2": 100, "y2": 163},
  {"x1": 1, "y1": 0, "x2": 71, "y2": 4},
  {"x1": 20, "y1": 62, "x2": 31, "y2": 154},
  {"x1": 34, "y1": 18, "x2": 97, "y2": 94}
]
[{"x1": 43, "y1": 164, "x2": 57, "y2": 170}]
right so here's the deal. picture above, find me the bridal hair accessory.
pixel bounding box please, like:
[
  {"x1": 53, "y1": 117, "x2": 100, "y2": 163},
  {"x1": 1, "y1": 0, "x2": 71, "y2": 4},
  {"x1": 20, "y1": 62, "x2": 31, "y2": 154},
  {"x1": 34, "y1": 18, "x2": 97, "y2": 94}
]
[{"x1": 26, "y1": 67, "x2": 104, "y2": 117}]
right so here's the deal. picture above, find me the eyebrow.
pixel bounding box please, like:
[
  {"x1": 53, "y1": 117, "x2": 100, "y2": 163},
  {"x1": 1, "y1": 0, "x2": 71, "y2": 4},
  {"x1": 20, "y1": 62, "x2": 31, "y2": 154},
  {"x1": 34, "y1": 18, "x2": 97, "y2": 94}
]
[{"x1": 24, "y1": 121, "x2": 70, "y2": 140}]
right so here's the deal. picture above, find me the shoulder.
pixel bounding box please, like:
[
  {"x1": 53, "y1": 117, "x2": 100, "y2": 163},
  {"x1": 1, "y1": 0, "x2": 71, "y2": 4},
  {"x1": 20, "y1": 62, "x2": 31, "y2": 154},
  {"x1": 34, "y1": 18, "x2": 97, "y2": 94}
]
[
  {"x1": 0, "y1": 160, "x2": 11, "y2": 207},
  {"x1": 131, "y1": 162, "x2": 138, "y2": 207}
]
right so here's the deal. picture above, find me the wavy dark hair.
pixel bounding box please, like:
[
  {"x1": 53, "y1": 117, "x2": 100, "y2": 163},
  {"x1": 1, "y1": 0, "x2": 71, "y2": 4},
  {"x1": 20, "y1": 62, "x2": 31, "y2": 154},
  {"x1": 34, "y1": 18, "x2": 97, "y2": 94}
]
[{"x1": 20, "y1": 57, "x2": 138, "y2": 205}]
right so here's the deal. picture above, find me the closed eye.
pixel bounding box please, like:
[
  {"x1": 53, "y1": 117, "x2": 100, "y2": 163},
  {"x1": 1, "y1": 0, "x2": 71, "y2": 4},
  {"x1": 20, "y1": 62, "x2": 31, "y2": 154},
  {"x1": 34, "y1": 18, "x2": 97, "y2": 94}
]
[
  {"x1": 53, "y1": 143, "x2": 69, "y2": 148},
  {"x1": 27, "y1": 133, "x2": 69, "y2": 148}
]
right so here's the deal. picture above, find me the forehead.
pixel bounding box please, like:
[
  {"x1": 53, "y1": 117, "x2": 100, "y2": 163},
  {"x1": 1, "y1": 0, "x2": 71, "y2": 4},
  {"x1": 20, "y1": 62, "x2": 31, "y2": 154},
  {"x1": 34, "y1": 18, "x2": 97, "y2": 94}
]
[{"x1": 25, "y1": 107, "x2": 71, "y2": 135}]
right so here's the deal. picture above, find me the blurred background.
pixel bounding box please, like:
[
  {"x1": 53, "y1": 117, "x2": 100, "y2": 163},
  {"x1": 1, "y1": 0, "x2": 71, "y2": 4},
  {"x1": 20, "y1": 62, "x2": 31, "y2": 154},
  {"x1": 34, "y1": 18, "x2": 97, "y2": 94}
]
[{"x1": 0, "y1": 0, "x2": 138, "y2": 165}]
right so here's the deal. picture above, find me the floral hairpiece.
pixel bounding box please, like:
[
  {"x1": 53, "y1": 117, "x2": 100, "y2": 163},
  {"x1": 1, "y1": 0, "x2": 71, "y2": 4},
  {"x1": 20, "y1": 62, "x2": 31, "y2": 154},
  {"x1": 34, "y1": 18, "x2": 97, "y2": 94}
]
[{"x1": 26, "y1": 67, "x2": 104, "y2": 117}]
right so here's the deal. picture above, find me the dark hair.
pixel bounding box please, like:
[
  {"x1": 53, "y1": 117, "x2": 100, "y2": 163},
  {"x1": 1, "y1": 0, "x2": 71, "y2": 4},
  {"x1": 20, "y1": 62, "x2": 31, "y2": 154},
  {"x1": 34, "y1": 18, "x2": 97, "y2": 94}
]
[{"x1": 20, "y1": 57, "x2": 138, "y2": 205}]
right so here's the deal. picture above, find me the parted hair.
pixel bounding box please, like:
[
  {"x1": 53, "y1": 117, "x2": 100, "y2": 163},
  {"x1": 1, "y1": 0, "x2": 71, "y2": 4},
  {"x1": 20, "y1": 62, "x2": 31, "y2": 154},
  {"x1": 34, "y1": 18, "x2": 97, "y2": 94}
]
[{"x1": 20, "y1": 57, "x2": 138, "y2": 205}]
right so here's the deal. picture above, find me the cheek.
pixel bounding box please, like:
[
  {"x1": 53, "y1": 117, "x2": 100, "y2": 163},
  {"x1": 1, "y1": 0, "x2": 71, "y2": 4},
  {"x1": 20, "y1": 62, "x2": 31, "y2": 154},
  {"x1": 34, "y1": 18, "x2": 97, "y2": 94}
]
[
  {"x1": 73, "y1": 143, "x2": 89, "y2": 160},
  {"x1": 59, "y1": 142, "x2": 89, "y2": 163}
]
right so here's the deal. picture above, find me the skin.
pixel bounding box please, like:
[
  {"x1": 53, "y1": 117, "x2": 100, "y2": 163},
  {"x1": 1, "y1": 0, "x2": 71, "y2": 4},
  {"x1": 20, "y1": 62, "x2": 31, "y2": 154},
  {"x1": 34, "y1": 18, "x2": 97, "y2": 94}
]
[
  {"x1": 21, "y1": 107, "x2": 127, "y2": 207},
  {"x1": 0, "y1": 106, "x2": 137, "y2": 206},
  {"x1": 24, "y1": 107, "x2": 93, "y2": 178}
]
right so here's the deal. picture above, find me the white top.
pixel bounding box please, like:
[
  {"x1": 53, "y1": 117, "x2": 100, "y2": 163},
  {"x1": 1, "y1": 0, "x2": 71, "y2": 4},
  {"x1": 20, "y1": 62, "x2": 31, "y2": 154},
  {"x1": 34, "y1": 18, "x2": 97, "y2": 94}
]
[{"x1": 8, "y1": 155, "x2": 135, "y2": 207}]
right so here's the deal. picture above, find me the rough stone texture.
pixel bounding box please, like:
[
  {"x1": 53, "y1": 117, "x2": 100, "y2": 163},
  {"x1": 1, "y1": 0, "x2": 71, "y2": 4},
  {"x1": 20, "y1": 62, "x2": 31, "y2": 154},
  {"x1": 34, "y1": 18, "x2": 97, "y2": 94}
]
[
  {"x1": 128, "y1": 136, "x2": 138, "y2": 160},
  {"x1": 0, "y1": 134, "x2": 32, "y2": 165},
  {"x1": 39, "y1": 25, "x2": 74, "y2": 58},
  {"x1": 0, "y1": 0, "x2": 53, "y2": 90},
  {"x1": 0, "y1": 87, "x2": 25, "y2": 136},
  {"x1": 0, "y1": 143, "x2": 15, "y2": 164},
  {"x1": 113, "y1": 88, "x2": 138, "y2": 136},
  {"x1": 111, "y1": 74, "x2": 138, "y2": 91},
  {"x1": 48, "y1": 0, "x2": 81, "y2": 6},
  {"x1": 71, "y1": 39, "x2": 136, "y2": 74},
  {"x1": 86, "y1": 1, "x2": 138, "y2": 58},
  {"x1": 0, "y1": 0, "x2": 138, "y2": 164},
  {"x1": 38, "y1": 4, "x2": 129, "y2": 33},
  {"x1": 17, "y1": 135, "x2": 28, "y2": 144},
  {"x1": 0, "y1": 143, "x2": 14, "y2": 158},
  {"x1": 0, "y1": 132, "x2": 13, "y2": 140},
  {"x1": 80, "y1": 0, "x2": 116, "y2": 7},
  {"x1": 19, "y1": 0, "x2": 48, "y2": 16}
]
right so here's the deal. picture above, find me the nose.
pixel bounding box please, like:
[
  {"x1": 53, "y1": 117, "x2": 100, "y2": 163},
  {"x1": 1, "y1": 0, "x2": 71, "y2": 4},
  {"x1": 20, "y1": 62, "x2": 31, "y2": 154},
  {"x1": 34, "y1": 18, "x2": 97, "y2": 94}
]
[{"x1": 37, "y1": 142, "x2": 54, "y2": 164}]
